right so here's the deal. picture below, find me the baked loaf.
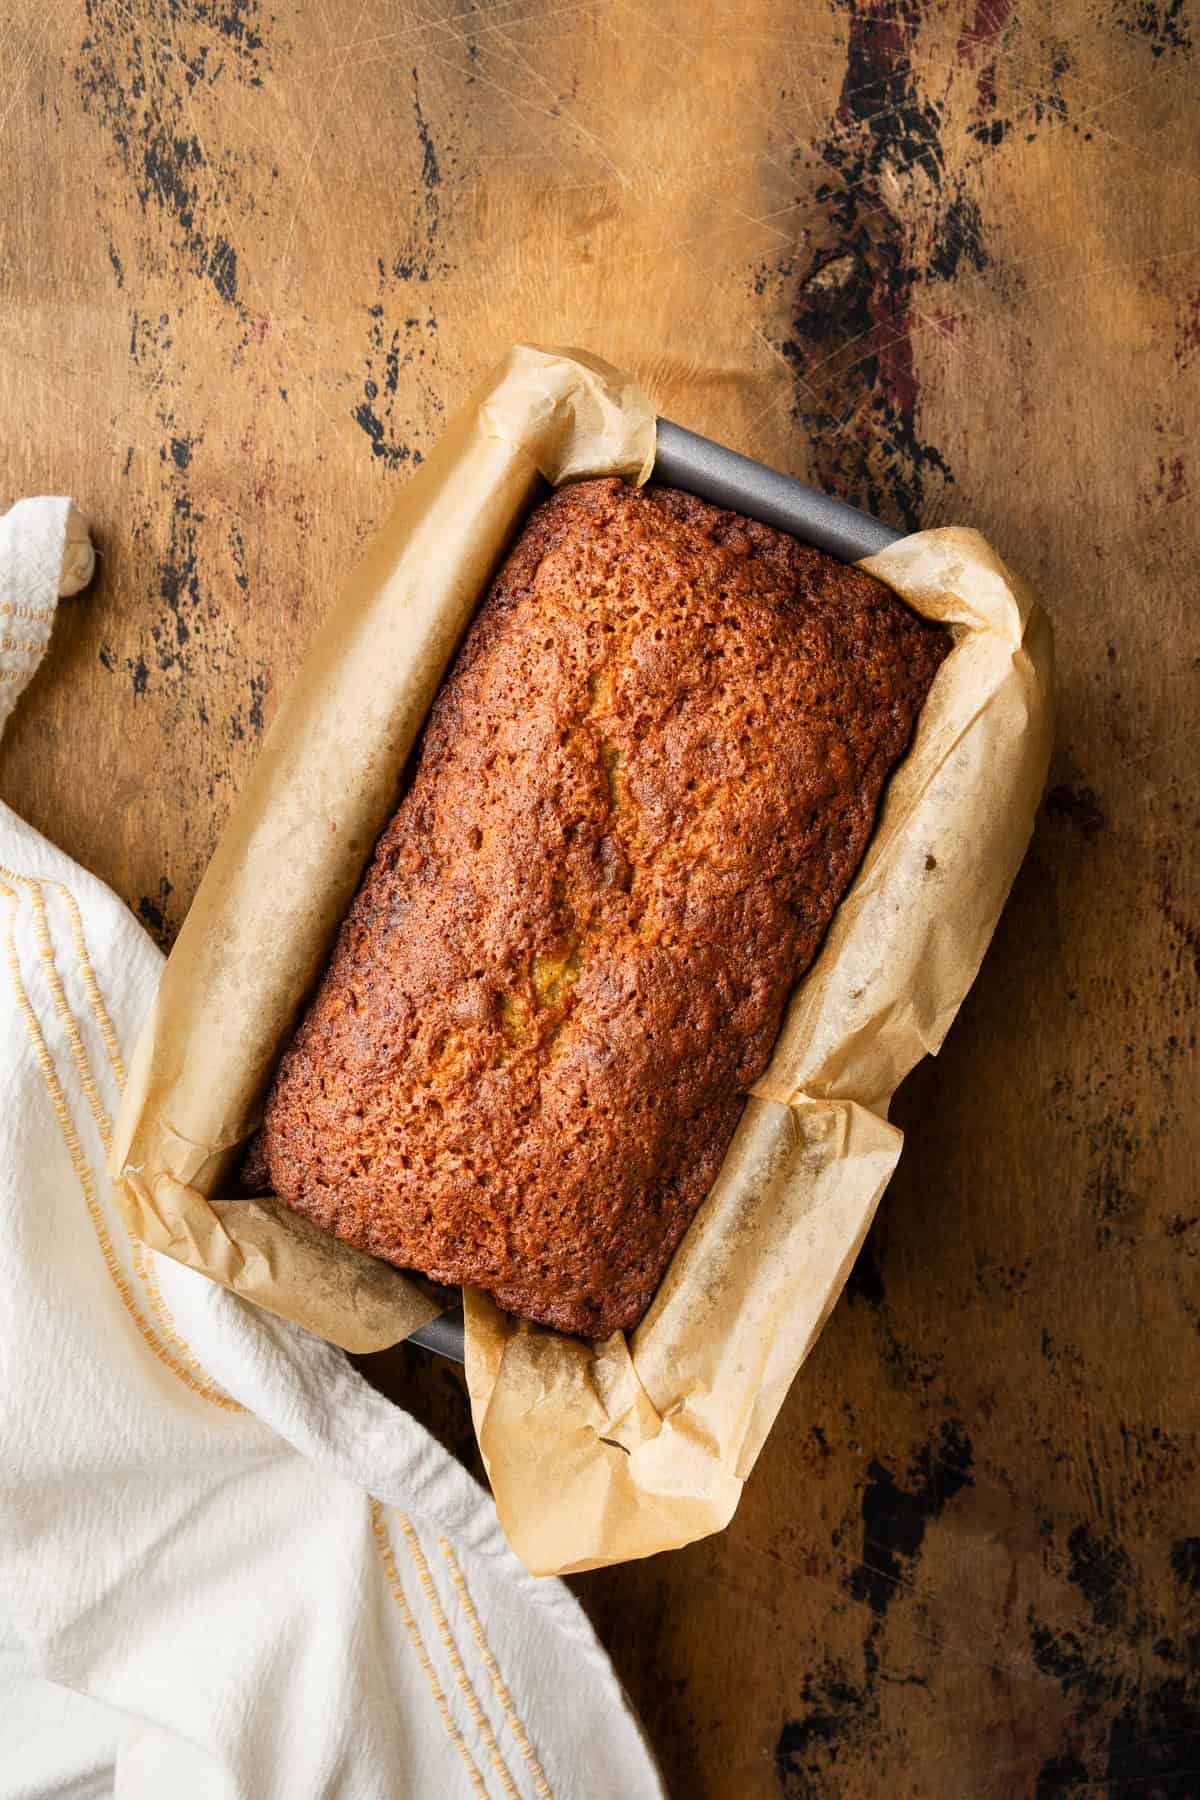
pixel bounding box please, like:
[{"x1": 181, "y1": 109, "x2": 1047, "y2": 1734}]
[{"x1": 250, "y1": 480, "x2": 948, "y2": 1336}]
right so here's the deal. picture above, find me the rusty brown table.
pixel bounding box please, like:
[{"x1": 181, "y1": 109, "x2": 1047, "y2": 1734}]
[{"x1": 4, "y1": 2, "x2": 1197, "y2": 1793}]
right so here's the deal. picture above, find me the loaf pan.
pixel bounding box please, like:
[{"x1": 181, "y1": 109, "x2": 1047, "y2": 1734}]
[{"x1": 405, "y1": 421, "x2": 902, "y2": 1364}]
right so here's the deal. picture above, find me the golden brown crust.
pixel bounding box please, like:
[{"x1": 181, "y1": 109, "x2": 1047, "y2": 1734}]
[{"x1": 253, "y1": 480, "x2": 948, "y2": 1337}]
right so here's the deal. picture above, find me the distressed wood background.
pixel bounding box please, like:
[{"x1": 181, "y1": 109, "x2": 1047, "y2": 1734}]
[{"x1": 2, "y1": 1, "x2": 1197, "y2": 1793}]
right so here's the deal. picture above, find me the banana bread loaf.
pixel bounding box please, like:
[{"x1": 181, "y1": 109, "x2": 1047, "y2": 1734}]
[{"x1": 249, "y1": 479, "x2": 948, "y2": 1337}]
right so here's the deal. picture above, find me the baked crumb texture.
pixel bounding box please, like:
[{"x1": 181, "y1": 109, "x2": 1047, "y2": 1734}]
[{"x1": 255, "y1": 481, "x2": 948, "y2": 1336}]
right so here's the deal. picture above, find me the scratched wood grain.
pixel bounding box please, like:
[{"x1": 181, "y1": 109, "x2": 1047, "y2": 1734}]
[{"x1": 2, "y1": 2, "x2": 1197, "y2": 1793}]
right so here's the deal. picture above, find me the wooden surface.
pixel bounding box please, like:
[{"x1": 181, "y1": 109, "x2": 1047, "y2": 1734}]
[{"x1": 3, "y1": 1, "x2": 1197, "y2": 1792}]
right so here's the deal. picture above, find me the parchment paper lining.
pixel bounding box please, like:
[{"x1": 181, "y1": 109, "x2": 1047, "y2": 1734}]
[{"x1": 111, "y1": 346, "x2": 1053, "y2": 1573}]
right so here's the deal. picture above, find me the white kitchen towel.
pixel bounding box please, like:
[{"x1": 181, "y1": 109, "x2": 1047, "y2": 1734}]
[{"x1": 0, "y1": 498, "x2": 663, "y2": 1800}]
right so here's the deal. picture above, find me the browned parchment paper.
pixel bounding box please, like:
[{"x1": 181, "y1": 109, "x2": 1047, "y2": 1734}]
[
  {"x1": 464, "y1": 527, "x2": 1053, "y2": 1572},
  {"x1": 112, "y1": 345, "x2": 1052, "y2": 1574},
  {"x1": 110, "y1": 346, "x2": 655, "y2": 1351}
]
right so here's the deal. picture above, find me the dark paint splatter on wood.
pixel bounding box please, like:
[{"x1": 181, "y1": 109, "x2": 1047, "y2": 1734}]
[
  {"x1": 1029, "y1": 42, "x2": 1074, "y2": 130},
  {"x1": 1045, "y1": 783, "x2": 1107, "y2": 841},
  {"x1": 957, "y1": 0, "x2": 1014, "y2": 133},
  {"x1": 130, "y1": 311, "x2": 174, "y2": 367},
  {"x1": 1041, "y1": 1328, "x2": 1087, "y2": 1378},
  {"x1": 847, "y1": 1420, "x2": 974, "y2": 1615},
  {"x1": 248, "y1": 671, "x2": 266, "y2": 733},
  {"x1": 227, "y1": 669, "x2": 269, "y2": 743},
  {"x1": 1118, "y1": 0, "x2": 1193, "y2": 58},
  {"x1": 1104, "y1": 1678, "x2": 1200, "y2": 1792},
  {"x1": 1085, "y1": 1112, "x2": 1139, "y2": 1233},
  {"x1": 1030, "y1": 1620, "x2": 1115, "y2": 1700},
  {"x1": 74, "y1": 0, "x2": 268, "y2": 308},
  {"x1": 167, "y1": 434, "x2": 195, "y2": 472},
  {"x1": 186, "y1": 0, "x2": 265, "y2": 64},
  {"x1": 412, "y1": 72, "x2": 441, "y2": 192},
  {"x1": 155, "y1": 493, "x2": 203, "y2": 658},
  {"x1": 1067, "y1": 1523, "x2": 1133, "y2": 1630},
  {"x1": 138, "y1": 876, "x2": 174, "y2": 948},
  {"x1": 845, "y1": 1232, "x2": 885, "y2": 1306},
  {"x1": 388, "y1": 71, "x2": 446, "y2": 284},
  {"x1": 777, "y1": 1421, "x2": 974, "y2": 1792},
  {"x1": 776, "y1": 1672, "x2": 869, "y2": 1789},
  {"x1": 208, "y1": 238, "x2": 238, "y2": 304},
  {"x1": 840, "y1": 1217, "x2": 941, "y2": 1379},
  {"x1": 229, "y1": 526, "x2": 249, "y2": 593},
  {"x1": 99, "y1": 644, "x2": 150, "y2": 696},
  {"x1": 1036, "y1": 1749, "x2": 1090, "y2": 1794},
  {"x1": 354, "y1": 310, "x2": 436, "y2": 468},
  {"x1": 925, "y1": 189, "x2": 990, "y2": 285},
  {"x1": 771, "y1": 0, "x2": 959, "y2": 530},
  {"x1": 1028, "y1": 1507, "x2": 1200, "y2": 1785},
  {"x1": 351, "y1": 72, "x2": 449, "y2": 460},
  {"x1": 765, "y1": 5, "x2": 1086, "y2": 529}
]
